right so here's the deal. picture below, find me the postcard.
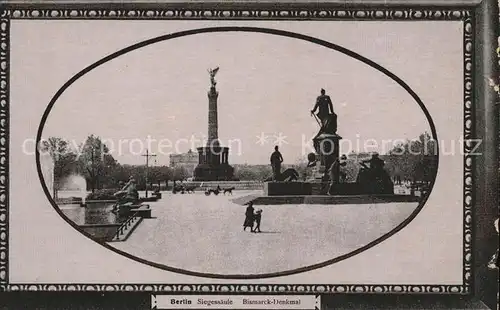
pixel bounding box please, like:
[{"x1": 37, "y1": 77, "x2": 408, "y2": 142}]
[{"x1": 1, "y1": 1, "x2": 498, "y2": 309}]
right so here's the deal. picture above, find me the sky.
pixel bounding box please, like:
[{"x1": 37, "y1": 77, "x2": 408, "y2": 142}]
[{"x1": 18, "y1": 20, "x2": 462, "y2": 165}]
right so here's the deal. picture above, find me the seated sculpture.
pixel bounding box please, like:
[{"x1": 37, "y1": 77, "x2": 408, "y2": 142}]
[
  {"x1": 312, "y1": 113, "x2": 338, "y2": 154},
  {"x1": 112, "y1": 177, "x2": 139, "y2": 212},
  {"x1": 263, "y1": 168, "x2": 299, "y2": 182},
  {"x1": 320, "y1": 113, "x2": 338, "y2": 135},
  {"x1": 356, "y1": 153, "x2": 393, "y2": 194}
]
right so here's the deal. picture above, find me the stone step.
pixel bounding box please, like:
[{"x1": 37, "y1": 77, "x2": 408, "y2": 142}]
[
  {"x1": 233, "y1": 194, "x2": 420, "y2": 205},
  {"x1": 311, "y1": 183, "x2": 324, "y2": 195},
  {"x1": 183, "y1": 181, "x2": 263, "y2": 191}
]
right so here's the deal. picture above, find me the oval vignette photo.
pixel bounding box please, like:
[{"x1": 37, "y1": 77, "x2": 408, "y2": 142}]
[{"x1": 36, "y1": 26, "x2": 439, "y2": 278}]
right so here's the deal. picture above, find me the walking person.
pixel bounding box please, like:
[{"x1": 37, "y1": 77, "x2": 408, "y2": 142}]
[
  {"x1": 270, "y1": 146, "x2": 284, "y2": 181},
  {"x1": 243, "y1": 202, "x2": 255, "y2": 232}
]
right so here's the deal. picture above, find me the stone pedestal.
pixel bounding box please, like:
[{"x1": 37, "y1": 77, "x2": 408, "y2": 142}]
[
  {"x1": 263, "y1": 182, "x2": 312, "y2": 196},
  {"x1": 310, "y1": 133, "x2": 342, "y2": 182},
  {"x1": 194, "y1": 146, "x2": 234, "y2": 181}
]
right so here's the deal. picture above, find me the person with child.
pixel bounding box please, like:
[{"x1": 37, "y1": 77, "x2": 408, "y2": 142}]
[
  {"x1": 243, "y1": 202, "x2": 255, "y2": 231},
  {"x1": 243, "y1": 202, "x2": 264, "y2": 233},
  {"x1": 252, "y1": 209, "x2": 263, "y2": 233}
]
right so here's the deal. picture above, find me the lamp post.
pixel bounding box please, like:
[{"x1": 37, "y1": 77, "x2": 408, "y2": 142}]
[{"x1": 142, "y1": 149, "x2": 157, "y2": 198}]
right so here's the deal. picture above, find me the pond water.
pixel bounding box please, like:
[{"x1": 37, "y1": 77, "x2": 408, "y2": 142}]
[
  {"x1": 59, "y1": 203, "x2": 127, "y2": 225},
  {"x1": 57, "y1": 190, "x2": 153, "y2": 199}
]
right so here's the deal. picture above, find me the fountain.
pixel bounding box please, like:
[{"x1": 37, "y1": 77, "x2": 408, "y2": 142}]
[
  {"x1": 61, "y1": 174, "x2": 88, "y2": 205},
  {"x1": 40, "y1": 152, "x2": 54, "y2": 198}
]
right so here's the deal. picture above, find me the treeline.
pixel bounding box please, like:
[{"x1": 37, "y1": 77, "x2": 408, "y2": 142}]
[
  {"x1": 383, "y1": 132, "x2": 438, "y2": 184},
  {"x1": 340, "y1": 132, "x2": 438, "y2": 184},
  {"x1": 233, "y1": 164, "x2": 272, "y2": 181},
  {"x1": 43, "y1": 134, "x2": 307, "y2": 193},
  {"x1": 293, "y1": 132, "x2": 438, "y2": 184},
  {"x1": 44, "y1": 132, "x2": 438, "y2": 195},
  {"x1": 42, "y1": 135, "x2": 189, "y2": 195}
]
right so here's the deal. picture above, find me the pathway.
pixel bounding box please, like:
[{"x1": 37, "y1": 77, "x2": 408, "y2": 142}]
[{"x1": 111, "y1": 190, "x2": 418, "y2": 275}]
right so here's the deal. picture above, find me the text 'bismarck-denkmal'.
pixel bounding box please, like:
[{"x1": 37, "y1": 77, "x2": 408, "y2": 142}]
[{"x1": 243, "y1": 298, "x2": 301, "y2": 305}]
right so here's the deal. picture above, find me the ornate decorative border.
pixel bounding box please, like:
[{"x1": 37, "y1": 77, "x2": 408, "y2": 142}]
[
  {"x1": 462, "y1": 13, "x2": 474, "y2": 292},
  {"x1": 0, "y1": 16, "x2": 9, "y2": 288},
  {"x1": 0, "y1": 6, "x2": 477, "y2": 295},
  {"x1": 6, "y1": 284, "x2": 470, "y2": 294},
  {"x1": 2, "y1": 7, "x2": 471, "y2": 20}
]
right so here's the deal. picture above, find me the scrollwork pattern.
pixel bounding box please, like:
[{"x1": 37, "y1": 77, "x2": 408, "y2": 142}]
[
  {"x1": 2, "y1": 8, "x2": 470, "y2": 20},
  {"x1": 0, "y1": 17, "x2": 8, "y2": 289},
  {"x1": 5, "y1": 284, "x2": 469, "y2": 293},
  {"x1": 463, "y1": 15, "x2": 474, "y2": 292},
  {"x1": 0, "y1": 7, "x2": 474, "y2": 294}
]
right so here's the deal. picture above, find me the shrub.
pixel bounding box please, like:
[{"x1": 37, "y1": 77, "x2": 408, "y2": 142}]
[{"x1": 86, "y1": 189, "x2": 117, "y2": 201}]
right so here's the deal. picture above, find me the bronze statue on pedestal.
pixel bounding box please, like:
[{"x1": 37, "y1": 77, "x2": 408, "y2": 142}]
[{"x1": 311, "y1": 88, "x2": 338, "y2": 138}]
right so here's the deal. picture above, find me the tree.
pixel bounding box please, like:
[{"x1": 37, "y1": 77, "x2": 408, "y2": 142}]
[
  {"x1": 149, "y1": 165, "x2": 173, "y2": 188},
  {"x1": 172, "y1": 166, "x2": 189, "y2": 181},
  {"x1": 109, "y1": 164, "x2": 130, "y2": 187},
  {"x1": 148, "y1": 166, "x2": 161, "y2": 187},
  {"x1": 76, "y1": 135, "x2": 117, "y2": 192},
  {"x1": 159, "y1": 166, "x2": 173, "y2": 187},
  {"x1": 384, "y1": 132, "x2": 438, "y2": 184},
  {"x1": 40, "y1": 137, "x2": 78, "y2": 197},
  {"x1": 233, "y1": 164, "x2": 272, "y2": 181},
  {"x1": 233, "y1": 164, "x2": 257, "y2": 180}
]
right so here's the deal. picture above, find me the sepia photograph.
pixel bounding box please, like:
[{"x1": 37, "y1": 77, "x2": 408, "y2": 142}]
[
  {"x1": 1, "y1": 1, "x2": 498, "y2": 309},
  {"x1": 35, "y1": 22, "x2": 443, "y2": 277}
]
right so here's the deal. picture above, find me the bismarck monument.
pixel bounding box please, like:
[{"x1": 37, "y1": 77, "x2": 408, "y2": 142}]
[
  {"x1": 193, "y1": 67, "x2": 235, "y2": 181},
  {"x1": 263, "y1": 88, "x2": 394, "y2": 197}
]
